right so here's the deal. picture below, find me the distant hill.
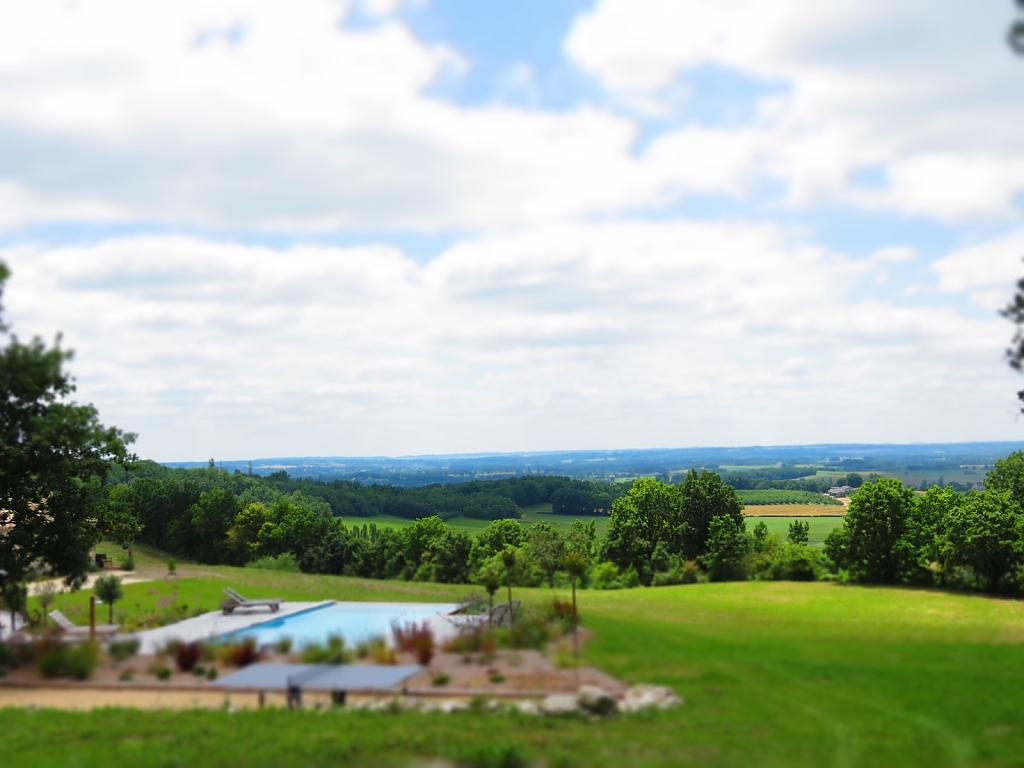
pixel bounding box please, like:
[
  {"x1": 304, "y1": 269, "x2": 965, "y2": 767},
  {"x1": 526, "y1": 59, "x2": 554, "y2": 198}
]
[{"x1": 165, "y1": 441, "x2": 1024, "y2": 487}]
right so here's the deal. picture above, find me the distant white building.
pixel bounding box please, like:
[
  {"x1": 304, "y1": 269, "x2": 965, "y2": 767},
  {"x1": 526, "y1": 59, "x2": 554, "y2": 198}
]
[{"x1": 827, "y1": 485, "x2": 855, "y2": 498}]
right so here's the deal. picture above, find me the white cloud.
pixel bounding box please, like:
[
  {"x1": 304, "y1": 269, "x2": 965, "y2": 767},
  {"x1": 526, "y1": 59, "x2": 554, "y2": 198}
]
[
  {"x1": 3, "y1": 226, "x2": 1014, "y2": 459},
  {"x1": 567, "y1": 1, "x2": 1024, "y2": 221},
  {"x1": 871, "y1": 246, "x2": 916, "y2": 264},
  {"x1": 933, "y1": 230, "x2": 1024, "y2": 310},
  {"x1": 0, "y1": 180, "x2": 129, "y2": 233},
  {"x1": 0, "y1": 1, "x2": 682, "y2": 233}
]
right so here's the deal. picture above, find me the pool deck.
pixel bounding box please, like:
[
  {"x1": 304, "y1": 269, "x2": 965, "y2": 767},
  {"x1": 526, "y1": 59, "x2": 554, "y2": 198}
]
[{"x1": 135, "y1": 601, "x2": 332, "y2": 653}]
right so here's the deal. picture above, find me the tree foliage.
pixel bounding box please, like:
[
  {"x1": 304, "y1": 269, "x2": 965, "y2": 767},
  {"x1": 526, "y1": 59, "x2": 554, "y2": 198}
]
[{"x1": 0, "y1": 262, "x2": 134, "y2": 591}]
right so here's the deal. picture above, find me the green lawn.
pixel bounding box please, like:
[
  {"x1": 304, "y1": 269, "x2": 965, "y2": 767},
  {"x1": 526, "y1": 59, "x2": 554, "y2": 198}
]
[
  {"x1": 744, "y1": 516, "x2": 844, "y2": 546},
  {"x1": 11, "y1": 565, "x2": 1024, "y2": 767}
]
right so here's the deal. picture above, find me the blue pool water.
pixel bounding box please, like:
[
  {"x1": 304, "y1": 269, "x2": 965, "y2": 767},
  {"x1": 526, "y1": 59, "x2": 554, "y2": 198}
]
[{"x1": 222, "y1": 602, "x2": 460, "y2": 648}]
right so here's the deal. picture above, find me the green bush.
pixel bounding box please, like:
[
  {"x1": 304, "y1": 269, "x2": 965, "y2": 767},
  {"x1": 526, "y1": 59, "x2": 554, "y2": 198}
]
[
  {"x1": 206, "y1": 667, "x2": 219, "y2": 681},
  {"x1": 38, "y1": 641, "x2": 100, "y2": 680},
  {"x1": 119, "y1": 556, "x2": 135, "y2": 571},
  {"x1": 248, "y1": 553, "x2": 300, "y2": 572},
  {"x1": 590, "y1": 561, "x2": 622, "y2": 590},
  {"x1": 432, "y1": 672, "x2": 451, "y2": 686},
  {"x1": 107, "y1": 638, "x2": 141, "y2": 662},
  {"x1": 301, "y1": 634, "x2": 351, "y2": 665}
]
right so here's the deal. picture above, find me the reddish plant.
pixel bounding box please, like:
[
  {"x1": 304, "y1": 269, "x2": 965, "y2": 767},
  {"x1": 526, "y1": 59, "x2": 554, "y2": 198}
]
[
  {"x1": 174, "y1": 641, "x2": 203, "y2": 672},
  {"x1": 391, "y1": 621, "x2": 435, "y2": 665},
  {"x1": 217, "y1": 638, "x2": 261, "y2": 668}
]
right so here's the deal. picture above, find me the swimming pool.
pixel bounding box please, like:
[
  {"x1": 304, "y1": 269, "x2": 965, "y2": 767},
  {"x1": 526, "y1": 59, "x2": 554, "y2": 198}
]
[{"x1": 221, "y1": 602, "x2": 461, "y2": 648}]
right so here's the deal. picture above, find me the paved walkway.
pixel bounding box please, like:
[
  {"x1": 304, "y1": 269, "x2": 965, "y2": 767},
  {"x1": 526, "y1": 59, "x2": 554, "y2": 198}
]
[{"x1": 135, "y1": 602, "x2": 332, "y2": 653}]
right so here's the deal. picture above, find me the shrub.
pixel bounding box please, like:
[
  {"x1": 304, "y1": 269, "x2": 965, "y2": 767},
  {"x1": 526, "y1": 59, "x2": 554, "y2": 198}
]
[
  {"x1": 118, "y1": 670, "x2": 134, "y2": 682},
  {"x1": 192, "y1": 665, "x2": 207, "y2": 677},
  {"x1": 542, "y1": 600, "x2": 576, "y2": 635},
  {"x1": 274, "y1": 636, "x2": 294, "y2": 655},
  {"x1": 206, "y1": 667, "x2": 219, "y2": 681},
  {"x1": 248, "y1": 553, "x2": 300, "y2": 572},
  {"x1": 107, "y1": 638, "x2": 141, "y2": 662},
  {"x1": 301, "y1": 634, "x2": 351, "y2": 665},
  {"x1": 591, "y1": 561, "x2": 622, "y2": 590},
  {"x1": 120, "y1": 555, "x2": 135, "y2": 572},
  {"x1": 217, "y1": 638, "x2": 261, "y2": 667},
  {"x1": 174, "y1": 641, "x2": 204, "y2": 672},
  {"x1": 156, "y1": 666, "x2": 172, "y2": 681},
  {"x1": 356, "y1": 636, "x2": 396, "y2": 665},
  {"x1": 167, "y1": 558, "x2": 177, "y2": 575},
  {"x1": 39, "y1": 641, "x2": 100, "y2": 680},
  {"x1": 443, "y1": 626, "x2": 498, "y2": 655},
  {"x1": 392, "y1": 622, "x2": 435, "y2": 665},
  {"x1": 489, "y1": 672, "x2": 506, "y2": 684},
  {"x1": 432, "y1": 672, "x2": 451, "y2": 686},
  {"x1": 497, "y1": 610, "x2": 550, "y2": 650}
]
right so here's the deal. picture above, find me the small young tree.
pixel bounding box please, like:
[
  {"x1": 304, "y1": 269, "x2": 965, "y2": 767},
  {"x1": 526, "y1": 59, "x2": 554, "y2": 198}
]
[
  {"x1": 788, "y1": 520, "x2": 810, "y2": 545},
  {"x1": 477, "y1": 561, "x2": 502, "y2": 625},
  {"x1": 499, "y1": 545, "x2": 518, "y2": 622},
  {"x1": 36, "y1": 581, "x2": 58, "y2": 627},
  {"x1": 563, "y1": 550, "x2": 589, "y2": 669},
  {"x1": 94, "y1": 574, "x2": 124, "y2": 624}
]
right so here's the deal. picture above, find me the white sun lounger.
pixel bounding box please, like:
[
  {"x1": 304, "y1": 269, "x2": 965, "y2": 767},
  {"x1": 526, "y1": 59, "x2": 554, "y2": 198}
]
[
  {"x1": 222, "y1": 587, "x2": 282, "y2": 614},
  {"x1": 50, "y1": 609, "x2": 119, "y2": 636}
]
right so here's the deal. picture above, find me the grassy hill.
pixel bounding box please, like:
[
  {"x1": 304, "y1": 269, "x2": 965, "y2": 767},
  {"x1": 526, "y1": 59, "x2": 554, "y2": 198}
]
[{"x1": 11, "y1": 557, "x2": 1024, "y2": 767}]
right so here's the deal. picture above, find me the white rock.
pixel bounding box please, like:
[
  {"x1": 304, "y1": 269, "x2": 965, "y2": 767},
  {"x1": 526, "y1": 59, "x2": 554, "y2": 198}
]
[
  {"x1": 513, "y1": 699, "x2": 541, "y2": 716},
  {"x1": 577, "y1": 685, "x2": 617, "y2": 715},
  {"x1": 438, "y1": 699, "x2": 469, "y2": 714},
  {"x1": 620, "y1": 685, "x2": 683, "y2": 713},
  {"x1": 540, "y1": 693, "x2": 581, "y2": 716}
]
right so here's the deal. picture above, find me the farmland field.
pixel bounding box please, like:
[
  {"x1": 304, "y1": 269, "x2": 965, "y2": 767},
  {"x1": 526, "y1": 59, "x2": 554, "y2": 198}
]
[
  {"x1": 737, "y1": 489, "x2": 841, "y2": 505},
  {"x1": 13, "y1": 564, "x2": 1024, "y2": 767},
  {"x1": 742, "y1": 503, "x2": 846, "y2": 517}
]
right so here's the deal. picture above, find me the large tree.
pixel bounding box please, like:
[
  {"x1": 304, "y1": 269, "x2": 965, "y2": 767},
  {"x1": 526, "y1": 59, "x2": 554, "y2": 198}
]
[
  {"x1": 941, "y1": 490, "x2": 1024, "y2": 594},
  {"x1": 678, "y1": 470, "x2": 744, "y2": 559},
  {"x1": 0, "y1": 263, "x2": 134, "y2": 589},
  {"x1": 602, "y1": 477, "x2": 685, "y2": 583},
  {"x1": 825, "y1": 478, "x2": 919, "y2": 583}
]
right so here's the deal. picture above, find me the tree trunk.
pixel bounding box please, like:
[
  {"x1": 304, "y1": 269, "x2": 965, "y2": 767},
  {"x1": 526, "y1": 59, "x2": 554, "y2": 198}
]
[
  {"x1": 572, "y1": 576, "x2": 579, "y2": 670},
  {"x1": 108, "y1": 601, "x2": 115, "y2": 624},
  {"x1": 488, "y1": 591, "x2": 494, "y2": 626}
]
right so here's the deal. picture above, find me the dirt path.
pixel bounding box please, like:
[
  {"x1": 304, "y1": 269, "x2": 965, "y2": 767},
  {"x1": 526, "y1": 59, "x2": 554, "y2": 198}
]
[{"x1": 28, "y1": 570, "x2": 151, "y2": 596}]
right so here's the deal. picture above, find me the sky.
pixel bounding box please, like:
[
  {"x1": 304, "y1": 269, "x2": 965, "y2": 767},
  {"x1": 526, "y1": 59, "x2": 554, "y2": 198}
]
[{"x1": 1, "y1": 0, "x2": 1023, "y2": 462}]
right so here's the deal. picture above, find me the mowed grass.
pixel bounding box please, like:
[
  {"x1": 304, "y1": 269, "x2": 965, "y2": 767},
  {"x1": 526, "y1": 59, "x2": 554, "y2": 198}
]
[
  {"x1": 11, "y1": 564, "x2": 1024, "y2": 767},
  {"x1": 743, "y1": 515, "x2": 844, "y2": 546}
]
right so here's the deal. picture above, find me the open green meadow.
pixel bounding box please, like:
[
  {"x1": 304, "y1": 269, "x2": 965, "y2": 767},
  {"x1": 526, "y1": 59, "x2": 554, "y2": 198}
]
[
  {"x1": 743, "y1": 516, "x2": 843, "y2": 546},
  {"x1": 12, "y1": 561, "x2": 1024, "y2": 767}
]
